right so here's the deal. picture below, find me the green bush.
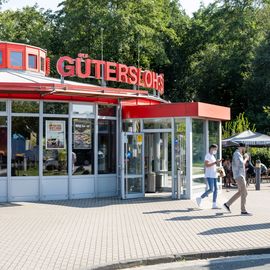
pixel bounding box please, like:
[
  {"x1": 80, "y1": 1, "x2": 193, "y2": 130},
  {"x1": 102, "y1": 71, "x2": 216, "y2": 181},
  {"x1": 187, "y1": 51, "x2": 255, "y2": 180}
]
[
  {"x1": 222, "y1": 147, "x2": 270, "y2": 168},
  {"x1": 248, "y1": 148, "x2": 270, "y2": 167}
]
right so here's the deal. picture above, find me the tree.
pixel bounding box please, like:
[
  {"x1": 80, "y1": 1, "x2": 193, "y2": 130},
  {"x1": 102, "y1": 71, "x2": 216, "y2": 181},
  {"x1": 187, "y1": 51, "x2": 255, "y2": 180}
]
[
  {"x1": 222, "y1": 112, "x2": 256, "y2": 139},
  {"x1": 181, "y1": 0, "x2": 270, "y2": 117},
  {"x1": 53, "y1": 0, "x2": 188, "y2": 86},
  {"x1": 0, "y1": 5, "x2": 54, "y2": 49},
  {"x1": 244, "y1": 28, "x2": 270, "y2": 133},
  {"x1": 0, "y1": 0, "x2": 8, "y2": 7}
]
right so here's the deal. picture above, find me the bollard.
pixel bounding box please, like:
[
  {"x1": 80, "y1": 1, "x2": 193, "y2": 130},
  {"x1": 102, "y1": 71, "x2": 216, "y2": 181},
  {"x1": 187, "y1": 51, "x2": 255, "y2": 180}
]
[{"x1": 255, "y1": 159, "x2": 261, "y2": 190}]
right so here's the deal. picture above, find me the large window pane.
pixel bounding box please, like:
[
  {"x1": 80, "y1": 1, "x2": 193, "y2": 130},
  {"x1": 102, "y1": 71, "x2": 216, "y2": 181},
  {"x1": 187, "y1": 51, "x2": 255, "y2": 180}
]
[
  {"x1": 125, "y1": 134, "x2": 143, "y2": 175},
  {"x1": 209, "y1": 121, "x2": 220, "y2": 157},
  {"x1": 44, "y1": 102, "x2": 69, "y2": 114},
  {"x1": 98, "y1": 120, "x2": 116, "y2": 174},
  {"x1": 72, "y1": 104, "x2": 94, "y2": 117},
  {"x1": 43, "y1": 118, "x2": 68, "y2": 176},
  {"x1": 0, "y1": 101, "x2": 6, "y2": 112},
  {"x1": 123, "y1": 120, "x2": 140, "y2": 132},
  {"x1": 0, "y1": 117, "x2": 7, "y2": 177},
  {"x1": 98, "y1": 105, "x2": 116, "y2": 117},
  {"x1": 175, "y1": 119, "x2": 186, "y2": 194},
  {"x1": 72, "y1": 118, "x2": 94, "y2": 175},
  {"x1": 193, "y1": 177, "x2": 208, "y2": 195},
  {"x1": 144, "y1": 119, "x2": 171, "y2": 129},
  {"x1": 11, "y1": 51, "x2": 23, "y2": 67},
  {"x1": 28, "y1": 54, "x2": 37, "y2": 69},
  {"x1": 40, "y1": 57, "x2": 45, "y2": 71},
  {"x1": 192, "y1": 119, "x2": 206, "y2": 175},
  {"x1": 11, "y1": 117, "x2": 39, "y2": 176},
  {"x1": 12, "y1": 101, "x2": 39, "y2": 113}
]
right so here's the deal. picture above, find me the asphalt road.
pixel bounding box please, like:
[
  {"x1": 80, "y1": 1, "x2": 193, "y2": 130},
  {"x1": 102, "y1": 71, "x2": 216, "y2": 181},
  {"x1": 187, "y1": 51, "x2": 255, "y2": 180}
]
[{"x1": 125, "y1": 254, "x2": 270, "y2": 270}]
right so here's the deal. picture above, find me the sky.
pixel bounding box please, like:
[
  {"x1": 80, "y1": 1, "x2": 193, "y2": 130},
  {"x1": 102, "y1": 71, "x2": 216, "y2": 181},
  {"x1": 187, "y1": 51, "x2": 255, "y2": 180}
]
[{"x1": 2, "y1": 0, "x2": 215, "y2": 16}]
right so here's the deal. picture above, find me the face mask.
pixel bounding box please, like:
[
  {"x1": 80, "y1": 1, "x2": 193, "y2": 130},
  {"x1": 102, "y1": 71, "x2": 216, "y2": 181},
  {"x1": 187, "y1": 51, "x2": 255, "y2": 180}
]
[{"x1": 212, "y1": 150, "x2": 217, "y2": 155}]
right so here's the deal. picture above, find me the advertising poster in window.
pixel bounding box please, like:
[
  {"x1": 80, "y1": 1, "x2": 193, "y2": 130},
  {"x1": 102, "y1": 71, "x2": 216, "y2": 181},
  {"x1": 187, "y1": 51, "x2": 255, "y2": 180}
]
[
  {"x1": 73, "y1": 119, "x2": 91, "y2": 149},
  {"x1": 46, "y1": 120, "x2": 66, "y2": 149}
]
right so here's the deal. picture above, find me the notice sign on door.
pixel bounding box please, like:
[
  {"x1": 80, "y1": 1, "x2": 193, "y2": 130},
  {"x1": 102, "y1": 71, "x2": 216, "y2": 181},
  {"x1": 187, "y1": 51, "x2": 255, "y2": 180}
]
[
  {"x1": 46, "y1": 120, "x2": 66, "y2": 149},
  {"x1": 137, "y1": 134, "x2": 143, "y2": 144}
]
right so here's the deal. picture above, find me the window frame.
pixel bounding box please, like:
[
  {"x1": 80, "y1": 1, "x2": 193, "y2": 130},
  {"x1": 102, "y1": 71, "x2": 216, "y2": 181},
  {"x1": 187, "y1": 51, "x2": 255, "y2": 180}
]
[
  {"x1": 43, "y1": 101, "x2": 70, "y2": 115},
  {"x1": 28, "y1": 54, "x2": 38, "y2": 70},
  {"x1": 40, "y1": 57, "x2": 45, "y2": 71},
  {"x1": 10, "y1": 50, "x2": 24, "y2": 69},
  {"x1": 0, "y1": 50, "x2": 3, "y2": 66},
  {"x1": 97, "y1": 118, "x2": 117, "y2": 174}
]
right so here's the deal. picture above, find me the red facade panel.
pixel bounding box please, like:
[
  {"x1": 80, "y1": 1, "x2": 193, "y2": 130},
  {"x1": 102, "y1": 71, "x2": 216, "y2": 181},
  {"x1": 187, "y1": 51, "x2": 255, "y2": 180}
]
[
  {"x1": 122, "y1": 102, "x2": 230, "y2": 121},
  {"x1": 0, "y1": 42, "x2": 46, "y2": 73}
]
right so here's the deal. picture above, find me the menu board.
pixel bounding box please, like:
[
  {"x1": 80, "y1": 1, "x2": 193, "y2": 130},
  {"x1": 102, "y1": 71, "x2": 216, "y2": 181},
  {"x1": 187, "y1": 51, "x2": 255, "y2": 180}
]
[{"x1": 73, "y1": 119, "x2": 92, "y2": 149}]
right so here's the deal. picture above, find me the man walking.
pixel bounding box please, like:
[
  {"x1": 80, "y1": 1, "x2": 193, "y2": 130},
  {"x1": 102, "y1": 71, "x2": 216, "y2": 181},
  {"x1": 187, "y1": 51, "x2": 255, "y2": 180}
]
[{"x1": 224, "y1": 143, "x2": 251, "y2": 215}]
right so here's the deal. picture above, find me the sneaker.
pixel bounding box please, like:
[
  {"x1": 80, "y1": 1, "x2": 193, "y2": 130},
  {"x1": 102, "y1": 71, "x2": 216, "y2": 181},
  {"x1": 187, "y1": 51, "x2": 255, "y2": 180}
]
[
  {"x1": 212, "y1": 203, "x2": 219, "y2": 209},
  {"x1": 196, "y1": 197, "x2": 202, "y2": 207},
  {"x1": 241, "y1": 211, "x2": 252, "y2": 216},
  {"x1": 223, "y1": 203, "x2": 231, "y2": 212}
]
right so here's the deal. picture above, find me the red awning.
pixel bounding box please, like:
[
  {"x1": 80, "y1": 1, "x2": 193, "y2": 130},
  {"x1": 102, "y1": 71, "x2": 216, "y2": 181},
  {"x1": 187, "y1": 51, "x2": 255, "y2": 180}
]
[{"x1": 122, "y1": 102, "x2": 231, "y2": 121}]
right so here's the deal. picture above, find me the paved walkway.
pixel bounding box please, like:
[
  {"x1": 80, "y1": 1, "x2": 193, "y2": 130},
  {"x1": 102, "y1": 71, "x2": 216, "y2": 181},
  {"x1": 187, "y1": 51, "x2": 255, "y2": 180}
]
[{"x1": 0, "y1": 184, "x2": 270, "y2": 270}]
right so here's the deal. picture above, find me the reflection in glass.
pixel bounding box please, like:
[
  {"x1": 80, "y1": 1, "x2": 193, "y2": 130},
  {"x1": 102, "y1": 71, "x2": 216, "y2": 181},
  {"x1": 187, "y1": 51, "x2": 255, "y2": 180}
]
[
  {"x1": 98, "y1": 120, "x2": 116, "y2": 174},
  {"x1": 12, "y1": 101, "x2": 39, "y2": 113},
  {"x1": 209, "y1": 121, "x2": 220, "y2": 156},
  {"x1": 193, "y1": 177, "x2": 206, "y2": 186},
  {"x1": 43, "y1": 118, "x2": 68, "y2": 176},
  {"x1": 43, "y1": 102, "x2": 69, "y2": 114},
  {"x1": 174, "y1": 119, "x2": 186, "y2": 195},
  {"x1": 11, "y1": 51, "x2": 23, "y2": 67},
  {"x1": 40, "y1": 57, "x2": 45, "y2": 71},
  {"x1": 123, "y1": 120, "x2": 140, "y2": 132},
  {"x1": 11, "y1": 117, "x2": 39, "y2": 176},
  {"x1": 72, "y1": 118, "x2": 94, "y2": 175},
  {"x1": 126, "y1": 177, "x2": 142, "y2": 194},
  {"x1": 143, "y1": 118, "x2": 171, "y2": 129},
  {"x1": 0, "y1": 117, "x2": 7, "y2": 177},
  {"x1": 125, "y1": 134, "x2": 142, "y2": 175},
  {"x1": 72, "y1": 104, "x2": 94, "y2": 117},
  {"x1": 0, "y1": 101, "x2": 6, "y2": 111},
  {"x1": 192, "y1": 119, "x2": 206, "y2": 175},
  {"x1": 174, "y1": 119, "x2": 186, "y2": 176},
  {"x1": 193, "y1": 177, "x2": 208, "y2": 195},
  {"x1": 98, "y1": 105, "x2": 116, "y2": 116},
  {"x1": 0, "y1": 51, "x2": 2, "y2": 65},
  {"x1": 28, "y1": 54, "x2": 37, "y2": 69}
]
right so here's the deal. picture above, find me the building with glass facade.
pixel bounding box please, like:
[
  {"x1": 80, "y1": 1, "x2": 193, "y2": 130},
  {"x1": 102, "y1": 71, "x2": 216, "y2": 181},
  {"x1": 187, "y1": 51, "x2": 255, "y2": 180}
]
[{"x1": 0, "y1": 41, "x2": 230, "y2": 202}]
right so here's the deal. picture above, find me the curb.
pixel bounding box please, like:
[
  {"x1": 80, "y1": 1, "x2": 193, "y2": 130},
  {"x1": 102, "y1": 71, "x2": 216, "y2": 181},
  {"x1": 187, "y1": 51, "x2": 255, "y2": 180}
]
[{"x1": 92, "y1": 246, "x2": 270, "y2": 270}]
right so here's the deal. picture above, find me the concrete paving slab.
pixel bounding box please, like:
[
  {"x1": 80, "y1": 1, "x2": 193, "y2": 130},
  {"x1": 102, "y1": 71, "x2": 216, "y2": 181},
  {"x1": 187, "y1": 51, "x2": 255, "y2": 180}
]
[{"x1": 0, "y1": 184, "x2": 269, "y2": 270}]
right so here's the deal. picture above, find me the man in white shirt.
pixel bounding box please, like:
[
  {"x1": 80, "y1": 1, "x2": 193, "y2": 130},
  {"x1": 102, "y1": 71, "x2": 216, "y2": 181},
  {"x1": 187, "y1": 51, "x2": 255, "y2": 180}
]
[{"x1": 196, "y1": 144, "x2": 222, "y2": 209}]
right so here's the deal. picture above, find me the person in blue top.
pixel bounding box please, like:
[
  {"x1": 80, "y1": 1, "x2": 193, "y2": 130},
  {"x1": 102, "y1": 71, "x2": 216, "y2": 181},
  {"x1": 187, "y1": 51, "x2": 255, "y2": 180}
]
[{"x1": 196, "y1": 144, "x2": 222, "y2": 209}]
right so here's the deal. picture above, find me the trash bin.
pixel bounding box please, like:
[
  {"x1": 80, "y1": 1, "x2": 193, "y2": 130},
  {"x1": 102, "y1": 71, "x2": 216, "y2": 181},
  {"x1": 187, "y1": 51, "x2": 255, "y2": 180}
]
[
  {"x1": 156, "y1": 173, "x2": 163, "y2": 191},
  {"x1": 146, "y1": 172, "x2": 156, "y2": 192}
]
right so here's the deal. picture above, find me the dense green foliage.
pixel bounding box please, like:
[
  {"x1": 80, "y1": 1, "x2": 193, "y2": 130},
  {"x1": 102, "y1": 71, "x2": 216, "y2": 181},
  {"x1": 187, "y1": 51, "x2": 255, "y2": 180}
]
[
  {"x1": 1, "y1": 0, "x2": 270, "y2": 132},
  {"x1": 249, "y1": 147, "x2": 270, "y2": 167},
  {"x1": 222, "y1": 112, "x2": 256, "y2": 139}
]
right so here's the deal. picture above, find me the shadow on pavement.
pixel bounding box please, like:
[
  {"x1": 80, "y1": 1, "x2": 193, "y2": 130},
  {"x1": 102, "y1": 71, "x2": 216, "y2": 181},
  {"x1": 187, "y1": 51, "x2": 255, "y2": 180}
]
[
  {"x1": 143, "y1": 207, "x2": 201, "y2": 214},
  {"x1": 205, "y1": 255, "x2": 270, "y2": 270},
  {"x1": 199, "y1": 222, "x2": 270, "y2": 235},
  {"x1": 166, "y1": 213, "x2": 241, "y2": 221},
  {"x1": 0, "y1": 202, "x2": 22, "y2": 208},
  {"x1": 27, "y1": 195, "x2": 178, "y2": 208}
]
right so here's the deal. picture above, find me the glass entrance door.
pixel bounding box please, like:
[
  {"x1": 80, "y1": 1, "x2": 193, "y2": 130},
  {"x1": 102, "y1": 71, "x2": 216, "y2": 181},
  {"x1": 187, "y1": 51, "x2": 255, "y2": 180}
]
[{"x1": 121, "y1": 132, "x2": 144, "y2": 199}]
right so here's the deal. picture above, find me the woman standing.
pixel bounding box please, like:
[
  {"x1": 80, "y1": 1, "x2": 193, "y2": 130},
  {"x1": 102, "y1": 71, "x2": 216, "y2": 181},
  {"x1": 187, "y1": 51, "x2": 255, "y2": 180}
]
[{"x1": 196, "y1": 144, "x2": 222, "y2": 209}]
